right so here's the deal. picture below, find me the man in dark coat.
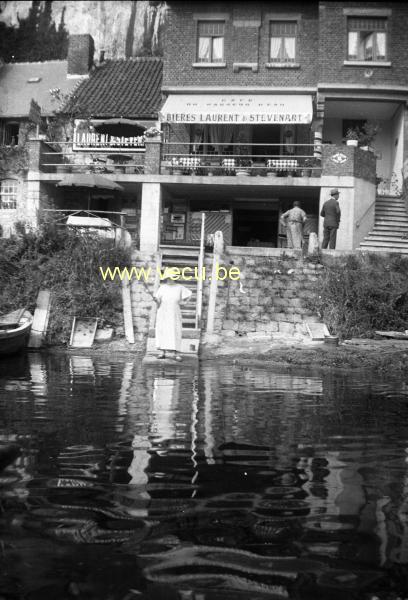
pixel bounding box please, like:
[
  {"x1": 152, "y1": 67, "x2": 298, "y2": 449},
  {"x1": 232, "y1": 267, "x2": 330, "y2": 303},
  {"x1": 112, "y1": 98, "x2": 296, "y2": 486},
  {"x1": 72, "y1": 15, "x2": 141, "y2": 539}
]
[{"x1": 321, "y1": 188, "x2": 341, "y2": 249}]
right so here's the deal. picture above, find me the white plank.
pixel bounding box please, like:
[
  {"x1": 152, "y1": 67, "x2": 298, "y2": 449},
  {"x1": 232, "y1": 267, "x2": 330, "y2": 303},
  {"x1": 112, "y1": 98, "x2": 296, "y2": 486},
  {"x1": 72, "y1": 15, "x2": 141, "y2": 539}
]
[{"x1": 28, "y1": 290, "x2": 51, "y2": 348}]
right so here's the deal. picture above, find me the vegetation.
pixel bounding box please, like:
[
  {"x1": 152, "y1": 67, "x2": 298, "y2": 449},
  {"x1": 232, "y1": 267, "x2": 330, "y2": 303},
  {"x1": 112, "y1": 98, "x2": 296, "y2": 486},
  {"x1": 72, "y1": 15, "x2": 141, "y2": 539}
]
[
  {"x1": 0, "y1": 0, "x2": 68, "y2": 62},
  {"x1": 308, "y1": 253, "x2": 408, "y2": 339},
  {"x1": 0, "y1": 144, "x2": 29, "y2": 176},
  {"x1": 0, "y1": 223, "x2": 130, "y2": 345}
]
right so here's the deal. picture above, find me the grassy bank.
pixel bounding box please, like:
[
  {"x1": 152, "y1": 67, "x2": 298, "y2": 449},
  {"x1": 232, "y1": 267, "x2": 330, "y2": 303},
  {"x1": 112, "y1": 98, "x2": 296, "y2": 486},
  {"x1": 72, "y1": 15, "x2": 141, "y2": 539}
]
[
  {"x1": 308, "y1": 252, "x2": 408, "y2": 339},
  {"x1": 0, "y1": 224, "x2": 130, "y2": 344}
]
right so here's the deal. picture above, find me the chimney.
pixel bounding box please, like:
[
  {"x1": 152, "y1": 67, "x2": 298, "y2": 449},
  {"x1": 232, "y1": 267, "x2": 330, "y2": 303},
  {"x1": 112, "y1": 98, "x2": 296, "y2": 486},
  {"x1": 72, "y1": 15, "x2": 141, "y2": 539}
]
[
  {"x1": 67, "y1": 34, "x2": 94, "y2": 77},
  {"x1": 99, "y1": 50, "x2": 105, "y2": 64}
]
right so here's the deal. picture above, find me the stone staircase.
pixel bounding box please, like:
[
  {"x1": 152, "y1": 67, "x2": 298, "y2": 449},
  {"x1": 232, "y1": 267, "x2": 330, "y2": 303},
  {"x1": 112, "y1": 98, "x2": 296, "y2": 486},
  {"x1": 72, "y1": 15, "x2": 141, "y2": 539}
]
[
  {"x1": 359, "y1": 195, "x2": 408, "y2": 254},
  {"x1": 145, "y1": 245, "x2": 201, "y2": 356}
]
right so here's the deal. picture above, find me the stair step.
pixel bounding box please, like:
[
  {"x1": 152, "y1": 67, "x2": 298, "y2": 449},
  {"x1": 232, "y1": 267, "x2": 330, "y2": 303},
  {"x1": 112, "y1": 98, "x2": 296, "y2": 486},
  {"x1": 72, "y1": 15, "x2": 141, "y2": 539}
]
[
  {"x1": 369, "y1": 231, "x2": 408, "y2": 238},
  {"x1": 375, "y1": 218, "x2": 408, "y2": 225},
  {"x1": 358, "y1": 247, "x2": 408, "y2": 254},
  {"x1": 361, "y1": 239, "x2": 408, "y2": 247}
]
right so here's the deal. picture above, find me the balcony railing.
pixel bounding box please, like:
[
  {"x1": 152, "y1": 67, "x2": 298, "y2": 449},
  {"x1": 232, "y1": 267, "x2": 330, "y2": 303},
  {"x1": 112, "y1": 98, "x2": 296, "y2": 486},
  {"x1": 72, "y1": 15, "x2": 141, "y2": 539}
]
[
  {"x1": 40, "y1": 141, "x2": 145, "y2": 174},
  {"x1": 161, "y1": 142, "x2": 322, "y2": 177}
]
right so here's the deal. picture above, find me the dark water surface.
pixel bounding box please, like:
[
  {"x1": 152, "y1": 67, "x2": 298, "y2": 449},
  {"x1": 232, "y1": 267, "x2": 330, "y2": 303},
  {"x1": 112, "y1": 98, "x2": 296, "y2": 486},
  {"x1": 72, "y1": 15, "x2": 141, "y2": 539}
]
[{"x1": 1, "y1": 352, "x2": 408, "y2": 599}]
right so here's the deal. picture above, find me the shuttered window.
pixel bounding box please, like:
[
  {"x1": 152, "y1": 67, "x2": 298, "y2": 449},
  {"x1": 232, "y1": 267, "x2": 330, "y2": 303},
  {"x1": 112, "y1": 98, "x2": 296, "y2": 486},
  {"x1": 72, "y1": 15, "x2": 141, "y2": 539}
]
[
  {"x1": 347, "y1": 17, "x2": 387, "y2": 61},
  {"x1": 197, "y1": 21, "x2": 225, "y2": 63}
]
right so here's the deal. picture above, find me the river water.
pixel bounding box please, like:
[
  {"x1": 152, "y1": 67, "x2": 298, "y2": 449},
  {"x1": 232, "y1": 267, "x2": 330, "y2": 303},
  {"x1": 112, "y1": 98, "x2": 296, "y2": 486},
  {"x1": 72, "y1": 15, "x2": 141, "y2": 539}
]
[{"x1": 1, "y1": 352, "x2": 408, "y2": 599}]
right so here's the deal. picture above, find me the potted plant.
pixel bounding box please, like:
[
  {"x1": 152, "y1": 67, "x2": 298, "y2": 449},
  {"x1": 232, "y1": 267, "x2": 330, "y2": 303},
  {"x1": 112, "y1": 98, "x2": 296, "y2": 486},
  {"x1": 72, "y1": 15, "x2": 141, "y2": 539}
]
[
  {"x1": 236, "y1": 142, "x2": 252, "y2": 176},
  {"x1": 344, "y1": 127, "x2": 359, "y2": 147},
  {"x1": 358, "y1": 120, "x2": 380, "y2": 150},
  {"x1": 171, "y1": 157, "x2": 182, "y2": 175},
  {"x1": 301, "y1": 158, "x2": 314, "y2": 177}
]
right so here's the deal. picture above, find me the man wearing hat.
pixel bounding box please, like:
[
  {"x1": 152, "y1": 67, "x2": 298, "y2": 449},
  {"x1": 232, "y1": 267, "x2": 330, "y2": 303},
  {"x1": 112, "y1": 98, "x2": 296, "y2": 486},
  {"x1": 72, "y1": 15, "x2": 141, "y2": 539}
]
[{"x1": 320, "y1": 189, "x2": 341, "y2": 249}]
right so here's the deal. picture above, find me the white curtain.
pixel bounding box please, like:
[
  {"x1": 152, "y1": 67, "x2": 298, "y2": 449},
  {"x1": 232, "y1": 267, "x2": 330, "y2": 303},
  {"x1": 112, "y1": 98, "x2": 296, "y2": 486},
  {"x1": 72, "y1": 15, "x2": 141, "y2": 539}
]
[
  {"x1": 363, "y1": 32, "x2": 374, "y2": 59},
  {"x1": 198, "y1": 37, "x2": 210, "y2": 61},
  {"x1": 270, "y1": 37, "x2": 282, "y2": 60},
  {"x1": 348, "y1": 31, "x2": 358, "y2": 58},
  {"x1": 212, "y1": 37, "x2": 224, "y2": 61},
  {"x1": 376, "y1": 32, "x2": 386, "y2": 58},
  {"x1": 284, "y1": 37, "x2": 296, "y2": 60}
]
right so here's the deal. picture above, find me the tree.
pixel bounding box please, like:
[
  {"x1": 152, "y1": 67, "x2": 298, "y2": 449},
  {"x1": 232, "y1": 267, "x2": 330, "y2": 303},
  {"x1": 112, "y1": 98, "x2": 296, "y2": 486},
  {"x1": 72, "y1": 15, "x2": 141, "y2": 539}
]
[{"x1": 0, "y1": 0, "x2": 68, "y2": 62}]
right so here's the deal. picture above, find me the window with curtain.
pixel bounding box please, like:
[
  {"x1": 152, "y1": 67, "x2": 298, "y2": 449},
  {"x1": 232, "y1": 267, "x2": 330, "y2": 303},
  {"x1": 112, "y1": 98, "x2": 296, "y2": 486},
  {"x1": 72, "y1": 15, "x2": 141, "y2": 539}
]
[
  {"x1": 197, "y1": 21, "x2": 225, "y2": 63},
  {"x1": 347, "y1": 17, "x2": 387, "y2": 61},
  {"x1": 0, "y1": 179, "x2": 18, "y2": 210},
  {"x1": 269, "y1": 21, "x2": 297, "y2": 63}
]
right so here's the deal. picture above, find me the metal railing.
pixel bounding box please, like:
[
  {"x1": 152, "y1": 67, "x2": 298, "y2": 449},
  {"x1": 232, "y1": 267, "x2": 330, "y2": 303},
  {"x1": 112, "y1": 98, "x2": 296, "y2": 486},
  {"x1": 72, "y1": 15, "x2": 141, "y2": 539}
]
[
  {"x1": 161, "y1": 142, "x2": 322, "y2": 176},
  {"x1": 40, "y1": 141, "x2": 145, "y2": 174}
]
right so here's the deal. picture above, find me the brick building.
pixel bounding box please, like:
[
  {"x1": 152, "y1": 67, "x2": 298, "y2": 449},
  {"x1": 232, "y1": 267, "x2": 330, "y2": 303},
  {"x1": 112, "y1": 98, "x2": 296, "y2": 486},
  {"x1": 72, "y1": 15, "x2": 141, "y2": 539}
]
[
  {"x1": 150, "y1": 0, "x2": 408, "y2": 254},
  {"x1": 3, "y1": 2, "x2": 408, "y2": 253}
]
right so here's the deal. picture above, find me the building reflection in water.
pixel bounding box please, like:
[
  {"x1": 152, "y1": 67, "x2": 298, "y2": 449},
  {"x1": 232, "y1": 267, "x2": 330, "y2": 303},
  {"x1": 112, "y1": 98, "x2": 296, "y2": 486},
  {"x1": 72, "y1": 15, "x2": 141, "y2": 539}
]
[{"x1": 1, "y1": 353, "x2": 408, "y2": 567}]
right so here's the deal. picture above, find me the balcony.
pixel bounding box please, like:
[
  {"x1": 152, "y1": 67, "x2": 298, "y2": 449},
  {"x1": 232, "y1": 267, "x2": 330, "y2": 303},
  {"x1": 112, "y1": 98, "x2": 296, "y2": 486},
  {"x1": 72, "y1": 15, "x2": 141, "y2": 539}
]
[
  {"x1": 160, "y1": 142, "x2": 322, "y2": 178},
  {"x1": 39, "y1": 141, "x2": 145, "y2": 175}
]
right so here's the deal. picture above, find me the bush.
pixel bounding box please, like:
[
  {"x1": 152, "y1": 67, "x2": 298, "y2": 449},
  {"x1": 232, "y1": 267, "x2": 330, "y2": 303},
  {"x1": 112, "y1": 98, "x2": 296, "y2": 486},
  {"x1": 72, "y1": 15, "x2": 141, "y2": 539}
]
[
  {"x1": 0, "y1": 223, "x2": 131, "y2": 344},
  {"x1": 307, "y1": 253, "x2": 408, "y2": 339}
]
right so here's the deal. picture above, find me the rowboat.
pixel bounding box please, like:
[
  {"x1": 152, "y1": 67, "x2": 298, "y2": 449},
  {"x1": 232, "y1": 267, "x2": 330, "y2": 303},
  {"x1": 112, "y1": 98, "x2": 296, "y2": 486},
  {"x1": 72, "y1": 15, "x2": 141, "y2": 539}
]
[{"x1": 0, "y1": 309, "x2": 33, "y2": 356}]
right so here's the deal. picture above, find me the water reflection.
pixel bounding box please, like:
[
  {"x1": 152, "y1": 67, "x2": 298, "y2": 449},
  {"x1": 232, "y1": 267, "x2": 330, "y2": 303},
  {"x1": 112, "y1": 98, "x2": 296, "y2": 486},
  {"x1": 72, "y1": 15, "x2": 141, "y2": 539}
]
[{"x1": 1, "y1": 353, "x2": 408, "y2": 598}]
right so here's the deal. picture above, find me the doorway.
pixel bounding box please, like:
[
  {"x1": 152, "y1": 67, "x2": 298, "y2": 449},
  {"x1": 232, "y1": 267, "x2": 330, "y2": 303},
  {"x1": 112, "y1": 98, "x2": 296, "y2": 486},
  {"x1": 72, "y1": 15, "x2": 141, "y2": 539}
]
[
  {"x1": 252, "y1": 125, "x2": 281, "y2": 159},
  {"x1": 233, "y1": 208, "x2": 278, "y2": 247}
]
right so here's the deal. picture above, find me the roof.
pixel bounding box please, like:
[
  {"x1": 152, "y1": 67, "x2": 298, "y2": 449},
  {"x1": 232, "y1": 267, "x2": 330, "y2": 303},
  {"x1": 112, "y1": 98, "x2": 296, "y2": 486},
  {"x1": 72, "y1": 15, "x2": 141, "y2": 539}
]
[
  {"x1": 71, "y1": 57, "x2": 163, "y2": 119},
  {"x1": 0, "y1": 61, "x2": 80, "y2": 118}
]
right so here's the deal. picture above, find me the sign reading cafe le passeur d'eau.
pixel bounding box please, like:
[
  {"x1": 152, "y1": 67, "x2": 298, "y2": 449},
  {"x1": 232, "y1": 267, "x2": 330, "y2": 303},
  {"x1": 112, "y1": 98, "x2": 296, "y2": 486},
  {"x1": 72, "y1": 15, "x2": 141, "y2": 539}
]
[{"x1": 73, "y1": 120, "x2": 146, "y2": 152}]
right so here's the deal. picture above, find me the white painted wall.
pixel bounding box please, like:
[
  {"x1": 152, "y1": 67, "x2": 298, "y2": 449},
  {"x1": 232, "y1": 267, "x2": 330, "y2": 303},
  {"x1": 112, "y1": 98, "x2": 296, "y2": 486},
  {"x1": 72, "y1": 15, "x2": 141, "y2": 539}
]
[
  {"x1": 391, "y1": 105, "x2": 404, "y2": 191},
  {"x1": 319, "y1": 176, "x2": 376, "y2": 250},
  {"x1": 139, "y1": 182, "x2": 162, "y2": 252}
]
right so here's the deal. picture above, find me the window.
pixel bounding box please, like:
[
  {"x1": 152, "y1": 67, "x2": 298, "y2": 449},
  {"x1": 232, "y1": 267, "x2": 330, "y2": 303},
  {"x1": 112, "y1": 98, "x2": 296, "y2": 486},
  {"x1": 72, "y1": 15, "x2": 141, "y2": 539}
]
[
  {"x1": 347, "y1": 17, "x2": 387, "y2": 61},
  {"x1": 0, "y1": 179, "x2": 18, "y2": 210},
  {"x1": 269, "y1": 21, "x2": 297, "y2": 63},
  {"x1": 1, "y1": 122, "x2": 20, "y2": 145},
  {"x1": 197, "y1": 21, "x2": 224, "y2": 63}
]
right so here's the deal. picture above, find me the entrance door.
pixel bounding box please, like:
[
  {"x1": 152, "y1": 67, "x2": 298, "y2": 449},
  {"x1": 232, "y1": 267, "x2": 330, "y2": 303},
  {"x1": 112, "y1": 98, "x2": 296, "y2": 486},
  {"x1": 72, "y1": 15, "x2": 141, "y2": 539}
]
[{"x1": 233, "y1": 209, "x2": 278, "y2": 247}]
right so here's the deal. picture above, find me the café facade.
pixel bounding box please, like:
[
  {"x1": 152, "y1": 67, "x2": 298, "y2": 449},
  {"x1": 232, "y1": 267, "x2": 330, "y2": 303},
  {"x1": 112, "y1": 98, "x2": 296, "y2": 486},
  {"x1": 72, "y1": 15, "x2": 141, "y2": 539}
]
[{"x1": 10, "y1": 2, "x2": 408, "y2": 255}]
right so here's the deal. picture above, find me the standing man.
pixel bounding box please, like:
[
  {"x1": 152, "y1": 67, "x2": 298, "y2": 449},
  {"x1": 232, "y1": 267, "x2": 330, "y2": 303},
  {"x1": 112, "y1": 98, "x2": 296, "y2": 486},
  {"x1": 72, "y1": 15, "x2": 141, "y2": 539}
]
[
  {"x1": 321, "y1": 189, "x2": 341, "y2": 249},
  {"x1": 280, "y1": 201, "x2": 307, "y2": 249}
]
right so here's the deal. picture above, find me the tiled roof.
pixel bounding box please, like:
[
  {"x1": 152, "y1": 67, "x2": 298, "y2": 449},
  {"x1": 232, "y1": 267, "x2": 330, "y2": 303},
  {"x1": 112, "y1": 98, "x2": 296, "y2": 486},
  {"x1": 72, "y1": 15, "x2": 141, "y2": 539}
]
[
  {"x1": 71, "y1": 57, "x2": 163, "y2": 119},
  {"x1": 0, "y1": 61, "x2": 80, "y2": 118}
]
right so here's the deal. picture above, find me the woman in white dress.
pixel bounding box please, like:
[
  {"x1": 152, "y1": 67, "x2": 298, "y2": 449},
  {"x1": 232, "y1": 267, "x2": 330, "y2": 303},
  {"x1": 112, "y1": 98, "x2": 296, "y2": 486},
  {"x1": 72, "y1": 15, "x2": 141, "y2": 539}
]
[{"x1": 154, "y1": 273, "x2": 192, "y2": 361}]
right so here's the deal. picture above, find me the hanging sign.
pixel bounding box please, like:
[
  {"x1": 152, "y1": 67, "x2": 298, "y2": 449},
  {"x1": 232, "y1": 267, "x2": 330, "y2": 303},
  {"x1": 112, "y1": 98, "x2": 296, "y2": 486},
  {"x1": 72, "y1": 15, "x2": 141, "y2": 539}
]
[{"x1": 73, "y1": 120, "x2": 145, "y2": 152}]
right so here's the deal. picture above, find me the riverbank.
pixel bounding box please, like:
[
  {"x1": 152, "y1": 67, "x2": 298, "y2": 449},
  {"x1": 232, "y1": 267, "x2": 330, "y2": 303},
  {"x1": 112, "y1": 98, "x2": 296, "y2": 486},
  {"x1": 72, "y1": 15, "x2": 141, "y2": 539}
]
[{"x1": 46, "y1": 334, "x2": 408, "y2": 375}]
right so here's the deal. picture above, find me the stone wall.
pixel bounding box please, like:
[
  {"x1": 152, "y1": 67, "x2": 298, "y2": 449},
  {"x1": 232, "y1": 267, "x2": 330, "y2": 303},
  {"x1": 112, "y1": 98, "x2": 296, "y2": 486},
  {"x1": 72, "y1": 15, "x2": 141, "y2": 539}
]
[{"x1": 201, "y1": 249, "x2": 323, "y2": 341}]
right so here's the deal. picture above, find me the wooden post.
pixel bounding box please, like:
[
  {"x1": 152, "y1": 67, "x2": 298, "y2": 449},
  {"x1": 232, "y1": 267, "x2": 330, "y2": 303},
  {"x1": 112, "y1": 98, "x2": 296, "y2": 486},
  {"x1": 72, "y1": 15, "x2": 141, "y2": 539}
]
[
  {"x1": 122, "y1": 279, "x2": 135, "y2": 343},
  {"x1": 206, "y1": 231, "x2": 224, "y2": 334},
  {"x1": 28, "y1": 290, "x2": 51, "y2": 348},
  {"x1": 195, "y1": 212, "x2": 205, "y2": 328}
]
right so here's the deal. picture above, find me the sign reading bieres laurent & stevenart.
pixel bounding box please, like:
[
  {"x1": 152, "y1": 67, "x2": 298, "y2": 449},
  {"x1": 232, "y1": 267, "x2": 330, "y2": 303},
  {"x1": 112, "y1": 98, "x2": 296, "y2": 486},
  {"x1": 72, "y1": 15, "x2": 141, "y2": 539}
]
[
  {"x1": 159, "y1": 94, "x2": 314, "y2": 124},
  {"x1": 73, "y1": 120, "x2": 146, "y2": 152}
]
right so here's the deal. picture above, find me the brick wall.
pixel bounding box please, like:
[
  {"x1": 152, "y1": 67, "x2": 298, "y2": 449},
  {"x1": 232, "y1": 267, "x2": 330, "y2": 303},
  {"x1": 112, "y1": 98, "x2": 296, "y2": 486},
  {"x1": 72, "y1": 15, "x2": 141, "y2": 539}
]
[
  {"x1": 163, "y1": 2, "x2": 319, "y2": 88},
  {"x1": 67, "y1": 34, "x2": 94, "y2": 76},
  {"x1": 319, "y1": 2, "x2": 408, "y2": 86},
  {"x1": 322, "y1": 144, "x2": 376, "y2": 183}
]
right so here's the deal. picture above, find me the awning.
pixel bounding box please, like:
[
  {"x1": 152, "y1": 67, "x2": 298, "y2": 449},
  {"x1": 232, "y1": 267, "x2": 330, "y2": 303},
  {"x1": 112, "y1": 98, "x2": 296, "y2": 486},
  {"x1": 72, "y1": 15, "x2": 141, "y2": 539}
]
[{"x1": 159, "y1": 94, "x2": 313, "y2": 124}]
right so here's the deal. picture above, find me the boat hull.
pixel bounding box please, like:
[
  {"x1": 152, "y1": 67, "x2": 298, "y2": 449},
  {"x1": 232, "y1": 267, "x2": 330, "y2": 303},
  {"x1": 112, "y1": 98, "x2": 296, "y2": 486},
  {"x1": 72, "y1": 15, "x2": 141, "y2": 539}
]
[{"x1": 0, "y1": 321, "x2": 32, "y2": 356}]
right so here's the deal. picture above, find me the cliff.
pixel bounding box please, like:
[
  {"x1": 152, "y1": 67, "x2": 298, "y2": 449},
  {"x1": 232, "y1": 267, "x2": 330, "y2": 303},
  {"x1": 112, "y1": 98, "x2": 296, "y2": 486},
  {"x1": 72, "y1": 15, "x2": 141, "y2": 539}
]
[{"x1": 0, "y1": 0, "x2": 165, "y2": 59}]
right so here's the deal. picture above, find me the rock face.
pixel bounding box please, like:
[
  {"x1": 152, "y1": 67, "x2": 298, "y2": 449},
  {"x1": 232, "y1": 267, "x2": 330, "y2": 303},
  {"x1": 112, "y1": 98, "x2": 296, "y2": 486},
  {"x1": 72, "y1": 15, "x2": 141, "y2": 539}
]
[{"x1": 0, "y1": 0, "x2": 165, "y2": 58}]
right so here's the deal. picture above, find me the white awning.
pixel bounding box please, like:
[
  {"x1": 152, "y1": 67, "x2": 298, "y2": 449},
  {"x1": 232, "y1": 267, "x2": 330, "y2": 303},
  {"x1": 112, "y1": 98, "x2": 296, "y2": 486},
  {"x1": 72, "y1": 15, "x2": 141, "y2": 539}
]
[{"x1": 159, "y1": 94, "x2": 313, "y2": 124}]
